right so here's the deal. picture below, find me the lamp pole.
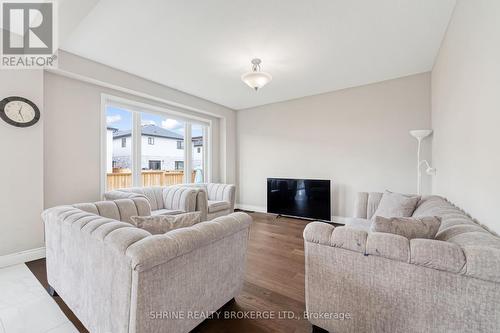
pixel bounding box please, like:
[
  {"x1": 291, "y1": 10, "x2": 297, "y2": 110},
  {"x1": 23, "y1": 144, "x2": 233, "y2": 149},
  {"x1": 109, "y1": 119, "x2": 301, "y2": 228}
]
[
  {"x1": 409, "y1": 129, "x2": 433, "y2": 195},
  {"x1": 416, "y1": 136, "x2": 423, "y2": 195}
]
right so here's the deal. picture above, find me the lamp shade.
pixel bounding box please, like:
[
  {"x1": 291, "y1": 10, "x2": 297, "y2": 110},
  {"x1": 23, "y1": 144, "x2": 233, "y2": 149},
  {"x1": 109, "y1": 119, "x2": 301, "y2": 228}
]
[
  {"x1": 241, "y1": 71, "x2": 272, "y2": 91},
  {"x1": 409, "y1": 129, "x2": 433, "y2": 140}
]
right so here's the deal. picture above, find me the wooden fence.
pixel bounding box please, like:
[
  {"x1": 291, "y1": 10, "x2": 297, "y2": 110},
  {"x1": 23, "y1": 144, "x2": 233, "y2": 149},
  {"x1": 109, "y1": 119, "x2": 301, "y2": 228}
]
[{"x1": 107, "y1": 170, "x2": 196, "y2": 191}]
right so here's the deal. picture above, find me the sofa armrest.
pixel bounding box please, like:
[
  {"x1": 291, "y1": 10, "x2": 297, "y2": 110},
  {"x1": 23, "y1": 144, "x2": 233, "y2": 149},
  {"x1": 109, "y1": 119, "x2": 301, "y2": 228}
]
[
  {"x1": 126, "y1": 212, "x2": 252, "y2": 271},
  {"x1": 193, "y1": 188, "x2": 208, "y2": 220},
  {"x1": 162, "y1": 186, "x2": 198, "y2": 212},
  {"x1": 303, "y1": 222, "x2": 336, "y2": 245},
  {"x1": 170, "y1": 185, "x2": 209, "y2": 221},
  {"x1": 206, "y1": 183, "x2": 236, "y2": 211}
]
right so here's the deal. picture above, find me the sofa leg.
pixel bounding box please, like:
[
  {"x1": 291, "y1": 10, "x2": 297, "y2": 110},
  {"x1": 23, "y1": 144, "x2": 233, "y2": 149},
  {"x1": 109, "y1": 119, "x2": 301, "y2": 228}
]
[
  {"x1": 312, "y1": 325, "x2": 329, "y2": 333},
  {"x1": 47, "y1": 285, "x2": 58, "y2": 297}
]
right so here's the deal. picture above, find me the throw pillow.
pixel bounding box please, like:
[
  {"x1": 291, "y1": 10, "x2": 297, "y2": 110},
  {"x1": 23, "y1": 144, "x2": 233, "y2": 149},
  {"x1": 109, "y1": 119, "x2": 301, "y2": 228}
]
[
  {"x1": 130, "y1": 212, "x2": 201, "y2": 235},
  {"x1": 372, "y1": 190, "x2": 421, "y2": 219},
  {"x1": 371, "y1": 216, "x2": 442, "y2": 239}
]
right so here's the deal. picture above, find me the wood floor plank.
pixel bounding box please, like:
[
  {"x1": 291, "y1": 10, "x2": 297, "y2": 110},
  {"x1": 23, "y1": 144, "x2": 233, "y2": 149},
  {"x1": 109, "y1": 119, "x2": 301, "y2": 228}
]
[{"x1": 27, "y1": 212, "x2": 321, "y2": 333}]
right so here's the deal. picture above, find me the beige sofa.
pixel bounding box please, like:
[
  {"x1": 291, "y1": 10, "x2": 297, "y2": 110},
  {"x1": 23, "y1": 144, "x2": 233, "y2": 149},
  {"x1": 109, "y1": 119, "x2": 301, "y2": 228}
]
[
  {"x1": 304, "y1": 193, "x2": 500, "y2": 333},
  {"x1": 105, "y1": 183, "x2": 236, "y2": 221},
  {"x1": 42, "y1": 198, "x2": 252, "y2": 333}
]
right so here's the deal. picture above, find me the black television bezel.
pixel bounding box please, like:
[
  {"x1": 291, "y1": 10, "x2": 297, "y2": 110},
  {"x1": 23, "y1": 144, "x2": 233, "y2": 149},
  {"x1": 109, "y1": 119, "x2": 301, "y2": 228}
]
[{"x1": 266, "y1": 177, "x2": 331, "y2": 222}]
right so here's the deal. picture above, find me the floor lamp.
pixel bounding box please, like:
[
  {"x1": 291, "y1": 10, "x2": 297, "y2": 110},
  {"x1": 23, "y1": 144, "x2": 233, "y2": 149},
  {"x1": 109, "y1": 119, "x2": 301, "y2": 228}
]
[{"x1": 409, "y1": 129, "x2": 436, "y2": 195}]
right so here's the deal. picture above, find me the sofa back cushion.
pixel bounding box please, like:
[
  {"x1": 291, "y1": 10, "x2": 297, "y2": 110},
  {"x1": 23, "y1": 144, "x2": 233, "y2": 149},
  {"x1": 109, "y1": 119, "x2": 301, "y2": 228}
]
[
  {"x1": 372, "y1": 191, "x2": 420, "y2": 219},
  {"x1": 73, "y1": 197, "x2": 151, "y2": 224},
  {"x1": 354, "y1": 192, "x2": 383, "y2": 219},
  {"x1": 105, "y1": 187, "x2": 165, "y2": 210}
]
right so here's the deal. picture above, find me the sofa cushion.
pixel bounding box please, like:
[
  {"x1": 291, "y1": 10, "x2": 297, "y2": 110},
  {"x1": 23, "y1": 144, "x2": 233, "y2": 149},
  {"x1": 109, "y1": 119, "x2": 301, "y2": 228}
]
[
  {"x1": 130, "y1": 212, "x2": 201, "y2": 235},
  {"x1": 344, "y1": 217, "x2": 372, "y2": 231},
  {"x1": 371, "y1": 216, "x2": 441, "y2": 239},
  {"x1": 410, "y1": 239, "x2": 465, "y2": 273},
  {"x1": 331, "y1": 227, "x2": 368, "y2": 254},
  {"x1": 208, "y1": 200, "x2": 230, "y2": 213},
  {"x1": 366, "y1": 232, "x2": 409, "y2": 262},
  {"x1": 372, "y1": 191, "x2": 420, "y2": 219},
  {"x1": 436, "y1": 224, "x2": 489, "y2": 241}
]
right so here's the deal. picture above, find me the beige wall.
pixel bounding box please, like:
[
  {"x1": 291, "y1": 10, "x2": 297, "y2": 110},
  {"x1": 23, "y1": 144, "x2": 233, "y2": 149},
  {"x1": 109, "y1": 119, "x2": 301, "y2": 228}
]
[
  {"x1": 56, "y1": 51, "x2": 237, "y2": 184},
  {"x1": 432, "y1": 0, "x2": 500, "y2": 233},
  {"x1": 44, "y1": 71, "x2": 224, "y2": 207},
  {"x1": 237, "y1": 73, "x2": 432, "y2": 216},
  {"x1": 0, "y1": 70, "x2": 44, "y2": 257}
]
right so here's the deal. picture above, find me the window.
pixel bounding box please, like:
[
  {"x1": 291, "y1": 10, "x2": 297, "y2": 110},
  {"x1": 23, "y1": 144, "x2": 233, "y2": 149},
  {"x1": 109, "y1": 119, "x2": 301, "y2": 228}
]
[
  {"x1": 104, "y1": 97, "x2": 211, "y2": 192},
  {"x1": 141, "y1": 113, "x2": 185, "y2": 186},
  {"x1": 105, "y1": 106, "x2": 132, "y2": 190},
  {"x1": 175, "y1": 161, "x2": 184, "y2": 170},
  {"x1": 148, "y1": 160, "x2": 161, "y2": 170},
  {"x1": 191, "y1": 124, "x2": 207, "y2": 183}
]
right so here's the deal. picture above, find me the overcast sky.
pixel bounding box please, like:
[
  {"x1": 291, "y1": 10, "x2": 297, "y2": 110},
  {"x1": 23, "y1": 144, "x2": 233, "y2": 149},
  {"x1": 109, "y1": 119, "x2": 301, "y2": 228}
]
[{"x1": 106, "y1": 106, "x2": 204, "y2": 136}]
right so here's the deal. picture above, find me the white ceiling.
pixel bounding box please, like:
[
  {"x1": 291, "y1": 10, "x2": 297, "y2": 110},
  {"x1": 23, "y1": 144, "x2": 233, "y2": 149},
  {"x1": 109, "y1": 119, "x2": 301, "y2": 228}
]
[{"x1": 60, "y1": 0, "x2": 456, "y2": 110}]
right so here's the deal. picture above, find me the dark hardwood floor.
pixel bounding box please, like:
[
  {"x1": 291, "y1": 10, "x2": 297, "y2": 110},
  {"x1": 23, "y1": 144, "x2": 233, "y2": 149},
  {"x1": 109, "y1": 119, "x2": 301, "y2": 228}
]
[{"x1": 27, "y1": 212, "x2": 318, "y2": 333}]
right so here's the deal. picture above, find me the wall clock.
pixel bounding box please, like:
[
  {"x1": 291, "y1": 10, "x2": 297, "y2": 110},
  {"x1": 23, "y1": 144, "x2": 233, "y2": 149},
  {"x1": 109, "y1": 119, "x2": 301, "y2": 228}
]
[{"x1": 0, "y1": 96, "x2": 40, "y2": 128}]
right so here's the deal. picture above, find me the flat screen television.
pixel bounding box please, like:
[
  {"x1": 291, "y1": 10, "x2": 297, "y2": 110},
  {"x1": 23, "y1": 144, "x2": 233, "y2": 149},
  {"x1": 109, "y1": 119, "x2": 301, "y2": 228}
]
[{"x1": 267, "y1": 178, "x2": 331, "y2": 221}]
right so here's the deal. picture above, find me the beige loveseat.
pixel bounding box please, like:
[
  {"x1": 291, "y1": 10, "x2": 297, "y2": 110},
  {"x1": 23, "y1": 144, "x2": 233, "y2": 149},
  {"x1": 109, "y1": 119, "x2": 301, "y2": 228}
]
[
  {"x1": 42, "y1": 198, "x2": 252, "y2": 333},
  {"x1": 304, "y1": 193, "x2": 500, "y2": 333},
  {"x1": 104, "y1": 186, "x2": 198, "y2": 217},
  {"x1": 105, "y1": 183, "x2": 236, "y2": 221}
]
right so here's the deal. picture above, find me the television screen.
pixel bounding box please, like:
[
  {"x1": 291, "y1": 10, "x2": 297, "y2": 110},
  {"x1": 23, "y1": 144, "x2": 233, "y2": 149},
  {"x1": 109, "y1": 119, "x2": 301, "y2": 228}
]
[{"x1": 267, "y1": 178, "x2": 331, "y2": 221}]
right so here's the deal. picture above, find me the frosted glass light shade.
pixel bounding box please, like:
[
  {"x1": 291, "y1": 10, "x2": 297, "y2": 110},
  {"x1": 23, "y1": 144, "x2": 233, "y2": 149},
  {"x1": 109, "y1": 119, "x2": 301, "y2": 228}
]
[
  {"x1": 409, "y1": 129, "x2": 433, "y2": 140},
  {"x1": 241, "y1": 71, "x2": 272, "y2": 91}
]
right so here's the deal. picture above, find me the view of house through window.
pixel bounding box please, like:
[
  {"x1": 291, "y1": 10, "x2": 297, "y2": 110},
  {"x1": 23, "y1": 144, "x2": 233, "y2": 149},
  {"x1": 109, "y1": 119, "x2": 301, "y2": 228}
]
[
  {"x1": 105, "y1": 103, "x2": 209, "y2": 191},
  {"x1": 192, "y1": 124, "x2": 206, "y2": 183},
  {"x1": 106, "y1": 107, "x2": 133, "y2": 190},
  {"x1": 141, "y1": 112, "x2": 186, "y2": 186}
]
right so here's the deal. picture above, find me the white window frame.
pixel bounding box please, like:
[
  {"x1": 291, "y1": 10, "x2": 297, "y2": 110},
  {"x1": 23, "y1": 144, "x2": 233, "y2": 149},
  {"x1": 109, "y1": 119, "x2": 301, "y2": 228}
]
[{"x1": 100, "y1": 94, "x2": 212, "y2": 196}]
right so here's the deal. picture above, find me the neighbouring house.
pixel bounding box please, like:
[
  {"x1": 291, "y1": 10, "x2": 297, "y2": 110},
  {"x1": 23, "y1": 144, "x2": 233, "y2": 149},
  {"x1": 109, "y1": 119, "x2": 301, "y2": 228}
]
[
  {"x1": 106, "y1": 124, "x2": 203, "y2": 172},
  {"x1": 106, "y1": 127, "x2": 117, "y2": 173}
]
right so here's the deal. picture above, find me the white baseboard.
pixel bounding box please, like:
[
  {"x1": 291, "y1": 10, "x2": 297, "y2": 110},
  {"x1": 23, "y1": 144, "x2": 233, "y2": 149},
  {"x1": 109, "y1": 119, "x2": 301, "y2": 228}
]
[
  {"x1": 235, "y1": 203, "x2": 267, "y2": 213},
  {"x1": 0, "y1": 247, "x2": 46, "y2": 268}
]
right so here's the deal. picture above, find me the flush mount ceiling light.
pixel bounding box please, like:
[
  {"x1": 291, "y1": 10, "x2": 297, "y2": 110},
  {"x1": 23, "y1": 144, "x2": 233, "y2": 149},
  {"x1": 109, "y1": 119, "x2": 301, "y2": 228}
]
[{"x1": 241, "y1": 58, "x2": 272, "y2": 91}]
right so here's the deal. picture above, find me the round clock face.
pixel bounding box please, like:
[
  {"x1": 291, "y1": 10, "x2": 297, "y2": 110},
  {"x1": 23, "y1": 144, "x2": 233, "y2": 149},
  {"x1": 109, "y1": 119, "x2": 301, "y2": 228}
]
[{"x1": 0, "y1": 97, "x2": 40, "y2": 127}]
